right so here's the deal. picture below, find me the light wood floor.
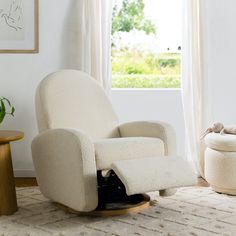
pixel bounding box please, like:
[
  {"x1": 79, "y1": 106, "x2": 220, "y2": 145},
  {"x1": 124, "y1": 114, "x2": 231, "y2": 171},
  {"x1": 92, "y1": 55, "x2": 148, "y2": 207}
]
[
  {"x1": 15, "y1": 178, "x2": 38, "y2": 187},
  {"x1": 15, "y1": 177, "x2": 209, "y2": 188},
  {"x1": 197, "y1": 177, "x2": 209, "y2": 187}
]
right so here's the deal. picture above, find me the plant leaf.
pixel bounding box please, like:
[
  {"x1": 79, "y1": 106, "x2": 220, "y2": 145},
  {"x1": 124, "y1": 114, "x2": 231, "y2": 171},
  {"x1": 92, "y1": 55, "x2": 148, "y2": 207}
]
[
  {"x1": 11, "y1": 106, "x2": 15, "y2": 116},
  {"x1": 1, "y1": 100, "x2": 5, "y2": 113},
  {"x1": 0, "y1": 112, "x2": 5, "y2": 123},
  {"x1": 3, "y1": 97, "x2": 11, "y2": 107}
]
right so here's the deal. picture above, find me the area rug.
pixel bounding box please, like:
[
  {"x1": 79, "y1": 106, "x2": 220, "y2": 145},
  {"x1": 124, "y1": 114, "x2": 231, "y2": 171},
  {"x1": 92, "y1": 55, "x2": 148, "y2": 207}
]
[{"x1": 0, "y1": 186, "x2": 236, "y2": 236}]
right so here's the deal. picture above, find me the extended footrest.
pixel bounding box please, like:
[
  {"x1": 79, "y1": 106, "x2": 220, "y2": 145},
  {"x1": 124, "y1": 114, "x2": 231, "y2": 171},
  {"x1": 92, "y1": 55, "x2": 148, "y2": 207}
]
[{"x1": 111, "y1": 156, "x2": 196, "y2": 196}]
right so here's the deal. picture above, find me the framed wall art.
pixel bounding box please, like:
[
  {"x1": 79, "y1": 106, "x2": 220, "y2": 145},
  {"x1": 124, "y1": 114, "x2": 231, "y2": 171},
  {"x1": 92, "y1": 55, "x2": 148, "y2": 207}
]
[{"x1": 0, "y1": 0, "x2": 39, "y2": 53}]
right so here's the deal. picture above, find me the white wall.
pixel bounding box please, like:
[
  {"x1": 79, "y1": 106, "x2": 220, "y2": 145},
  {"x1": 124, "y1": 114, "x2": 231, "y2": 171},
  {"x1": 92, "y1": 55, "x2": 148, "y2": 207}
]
[
  {"x1": 205, "y1": 0, "x2": 236, "y2": 124},
  {"x1": 0, "y1": 0, "x2": 74, "y2": 176}
]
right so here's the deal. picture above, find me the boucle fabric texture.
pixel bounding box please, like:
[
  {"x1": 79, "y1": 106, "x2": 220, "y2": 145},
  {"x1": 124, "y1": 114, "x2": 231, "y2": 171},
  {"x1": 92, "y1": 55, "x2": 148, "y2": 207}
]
[
  {"x1": 112, "y1": 156, "x2": 196, "y2": 195},
  {"x1": 119, "y1": 121, "x2": 176, "y2": 155},
  {"x1": 32, "y1": 128, "x2": 98, "y2": 212},
  {"x1": 205, "y1": 132, "x2": 236, "y2": 152},
  {"x1": 35, "y1": 70, "x2": 120, "y2": 139},
  {"x1": 204, "y1": 133, "x2": 236, "y2": 194},
  {"x1": 205, "y1": 147, "x2": 236, "y2": 194},
  {"x1": 94, "y1": 137, "x2": 164, "y2": 170},
  {"x1": 1, "y1": 186, "x2": 236, "y2": 236},
  {"x1": 32, "y1": 70, "x2": 178, "y2": 212}
]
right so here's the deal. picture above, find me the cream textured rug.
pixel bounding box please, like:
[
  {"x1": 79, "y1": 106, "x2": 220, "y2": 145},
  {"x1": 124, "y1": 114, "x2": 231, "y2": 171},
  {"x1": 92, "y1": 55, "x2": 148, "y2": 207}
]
[{"x1": 0, "y1": 186, "x2": 236, "y2": 236}]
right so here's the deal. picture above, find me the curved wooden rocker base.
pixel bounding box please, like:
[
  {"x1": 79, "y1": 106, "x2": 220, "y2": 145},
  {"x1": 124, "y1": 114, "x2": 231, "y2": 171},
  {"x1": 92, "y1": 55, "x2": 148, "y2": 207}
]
[{"x1": 56, "y1": 194, "x2": 150, "y2": 217}]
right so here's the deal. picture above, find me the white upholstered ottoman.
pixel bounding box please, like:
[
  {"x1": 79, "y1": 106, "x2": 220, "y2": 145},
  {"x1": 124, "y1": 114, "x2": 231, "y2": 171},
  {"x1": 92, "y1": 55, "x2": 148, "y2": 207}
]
[{"x1": 205, "y1": 133, "x2": 236, "y2": 195}]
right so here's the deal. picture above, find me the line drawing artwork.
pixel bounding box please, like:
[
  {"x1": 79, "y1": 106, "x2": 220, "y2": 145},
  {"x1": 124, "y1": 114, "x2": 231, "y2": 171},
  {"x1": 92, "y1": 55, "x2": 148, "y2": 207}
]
[
  {"x1": 0, "y1": 0, "x2": 24, "y2": 40},
  {"x1": 1, "y1": 0, "x2": 23, "y2": 31}
]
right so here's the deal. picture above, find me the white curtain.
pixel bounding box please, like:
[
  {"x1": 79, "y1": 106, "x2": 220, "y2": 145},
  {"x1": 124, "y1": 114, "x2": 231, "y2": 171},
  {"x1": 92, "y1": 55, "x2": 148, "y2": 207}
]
[
  {"x1": 75, "y1": 0, "x2": 114, "y2": 93},
  {"x1": 181, "y1": 0, "x2": 211, "y2": 177}
]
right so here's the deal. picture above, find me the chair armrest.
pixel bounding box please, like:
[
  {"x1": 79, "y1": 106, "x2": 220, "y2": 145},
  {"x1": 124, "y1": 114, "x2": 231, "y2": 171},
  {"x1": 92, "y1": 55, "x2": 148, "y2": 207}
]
[
  {"x1": 31, "y1": 128, "x2": 98, "y2": 212},
  {"x1": 119, "y1": 121, "x2": 176, "y2": 155}
]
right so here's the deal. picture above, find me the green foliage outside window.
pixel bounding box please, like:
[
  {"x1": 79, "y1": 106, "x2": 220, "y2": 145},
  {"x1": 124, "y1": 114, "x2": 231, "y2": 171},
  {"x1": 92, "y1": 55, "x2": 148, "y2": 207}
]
[
  {"x1": 111, "y1": 0, "x2": 181, "y2": 88},
  {"x1": 112, "y1": 0, "x2": 156, "y2": 35},
  {"x1": 112, "y1": 50, "x2": 181, "y2": 88}
]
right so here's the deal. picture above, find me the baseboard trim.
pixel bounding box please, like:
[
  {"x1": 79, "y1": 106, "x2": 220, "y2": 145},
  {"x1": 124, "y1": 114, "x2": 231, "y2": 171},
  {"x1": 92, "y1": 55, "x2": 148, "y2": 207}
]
[{"x1": 14, "y1": 170, "x2": 36, "y2": 177}]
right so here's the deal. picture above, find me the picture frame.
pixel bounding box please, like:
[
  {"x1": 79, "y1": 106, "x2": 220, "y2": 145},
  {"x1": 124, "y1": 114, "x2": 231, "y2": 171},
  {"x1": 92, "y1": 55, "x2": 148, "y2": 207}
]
[{"x1": 0, "y1": 0, "x2": 39, "y2": 53}]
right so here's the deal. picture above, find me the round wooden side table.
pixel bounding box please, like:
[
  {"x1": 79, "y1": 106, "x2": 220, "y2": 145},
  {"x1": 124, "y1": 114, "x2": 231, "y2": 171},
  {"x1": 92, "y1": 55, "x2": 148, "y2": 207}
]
[{"x1": 0, "y1": 130, "x2": 24, "y2": 216}]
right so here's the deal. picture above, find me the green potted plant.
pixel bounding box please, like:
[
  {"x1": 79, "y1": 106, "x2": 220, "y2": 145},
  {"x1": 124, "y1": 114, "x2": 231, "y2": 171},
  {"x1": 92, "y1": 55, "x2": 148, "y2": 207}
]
[{"x1": 0, "y1": 97, "x2": 15, "y2": 124}]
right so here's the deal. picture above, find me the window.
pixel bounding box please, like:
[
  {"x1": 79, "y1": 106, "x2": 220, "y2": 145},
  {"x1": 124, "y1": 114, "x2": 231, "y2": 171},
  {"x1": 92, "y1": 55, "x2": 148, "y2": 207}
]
[{"x1": 111, "y1": 0, "x2": 182, "y2": 88}]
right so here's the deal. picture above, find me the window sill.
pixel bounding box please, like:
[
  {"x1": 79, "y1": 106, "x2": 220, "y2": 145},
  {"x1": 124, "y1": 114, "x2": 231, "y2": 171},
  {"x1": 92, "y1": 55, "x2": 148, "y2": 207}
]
[{"x1": 111, "y1": 88, "x2": 181, "y2": 91}]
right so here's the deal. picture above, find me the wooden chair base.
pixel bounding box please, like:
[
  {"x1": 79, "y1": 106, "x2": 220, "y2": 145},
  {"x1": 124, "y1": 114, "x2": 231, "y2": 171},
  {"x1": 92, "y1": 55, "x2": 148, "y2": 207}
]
[{"x1": 56, "y1": 194, "x2": 150, "y2": 217}]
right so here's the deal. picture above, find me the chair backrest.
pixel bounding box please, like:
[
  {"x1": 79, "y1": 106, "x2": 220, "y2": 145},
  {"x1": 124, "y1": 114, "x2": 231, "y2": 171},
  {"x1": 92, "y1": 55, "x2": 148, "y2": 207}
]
[{"x1": 35, "y1": 70, "x2": 120, "y2": 140}]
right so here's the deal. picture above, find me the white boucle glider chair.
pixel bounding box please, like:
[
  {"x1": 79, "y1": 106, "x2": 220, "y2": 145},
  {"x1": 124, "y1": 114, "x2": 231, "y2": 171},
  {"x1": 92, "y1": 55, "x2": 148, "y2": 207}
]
[{"x1": 31, "y1": 70, "x2": 196, "y2": 215}]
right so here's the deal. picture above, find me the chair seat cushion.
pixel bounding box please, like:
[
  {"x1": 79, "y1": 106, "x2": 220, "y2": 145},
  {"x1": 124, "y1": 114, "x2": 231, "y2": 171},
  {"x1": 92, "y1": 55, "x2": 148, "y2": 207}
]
[
  {"x1": 94, "y1": 137, "x2": 164, "y2": 170},
  {"x1": 205, "y1": 133, "x2": 236, "y2": 152}
]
